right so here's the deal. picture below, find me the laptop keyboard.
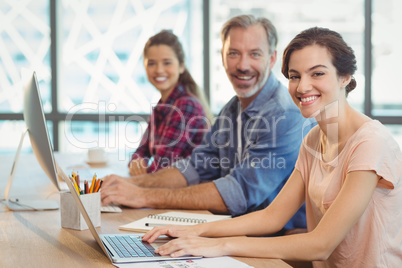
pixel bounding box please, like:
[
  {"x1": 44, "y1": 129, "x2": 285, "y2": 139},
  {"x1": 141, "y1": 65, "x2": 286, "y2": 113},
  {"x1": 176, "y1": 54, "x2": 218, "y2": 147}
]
[{"x1": 105, "y1": 235, "x2": 159, "y2": 258}]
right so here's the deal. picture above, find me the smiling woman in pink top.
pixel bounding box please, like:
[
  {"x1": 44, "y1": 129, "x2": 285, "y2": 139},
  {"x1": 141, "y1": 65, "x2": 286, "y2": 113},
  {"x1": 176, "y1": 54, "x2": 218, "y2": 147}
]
[{"x1": 142, "y1": 27, "x2": 402, "y2": 267}]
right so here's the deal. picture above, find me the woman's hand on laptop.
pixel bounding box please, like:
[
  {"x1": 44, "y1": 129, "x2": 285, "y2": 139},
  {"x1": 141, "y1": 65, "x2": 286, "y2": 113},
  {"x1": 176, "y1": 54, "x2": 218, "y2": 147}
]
[
  {"x1": 142, "y1": 224, "x2": 199, "y2": 243},
  {"x1": 155, "y1": 236, "x2": 226, "y2": 258}
]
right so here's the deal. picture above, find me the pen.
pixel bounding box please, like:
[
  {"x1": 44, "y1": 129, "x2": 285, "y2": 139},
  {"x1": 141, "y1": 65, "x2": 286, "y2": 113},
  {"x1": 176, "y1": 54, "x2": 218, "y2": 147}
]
[
  {"x1": 71, "y1": 172, "x2": 81, "y2": 192},
  {"x1": 145, "y1": 223, "x2": 168, "y2": 227},
  {"x1": 73, "y1": 180, "x2": 80, "y2": 195},
  {"x1": 76, "y1": 171, "x2": 80, "y2": 188},
  {"x1": 94, "y1": 179, "x2": 101, "y2": 193},
  {"x1": 89, "y1": 174, "x2": 97, "y2": 193}
]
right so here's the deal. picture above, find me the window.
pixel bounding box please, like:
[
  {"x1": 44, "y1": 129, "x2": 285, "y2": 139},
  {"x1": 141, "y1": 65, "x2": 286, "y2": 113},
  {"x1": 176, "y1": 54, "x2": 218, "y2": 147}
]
[
  {"x1": 57, "y1": 0, "x2": 203, "y2": 155},
  {"x1": 59, "y1": 0, "x2": 203, "y2": 114},
  {"x1": 207, "y1": 0, "x2": 401, "y2": 146},
  {"x1": 209, "y1": 0, "x2": 365, "y2": 113},
  {"x1": 0, "y1": 0, "x2": 51, "y2": 113},
  {"x1": 1, "y1": 0, "x2": 401, "y2": 154},
  {"x1": 372, "y1": 0, "x2": 402, "y2": 116},
  {"x1": 0, "y1": 0, "x2": 50, "y2": 153},
  {"x1": 0, "y1": 0, "x2": 203, "y2": 155}
]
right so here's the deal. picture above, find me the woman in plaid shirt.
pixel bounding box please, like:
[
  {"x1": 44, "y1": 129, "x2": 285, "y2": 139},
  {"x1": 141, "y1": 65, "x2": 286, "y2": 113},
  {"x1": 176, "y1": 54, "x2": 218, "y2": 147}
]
[{"x1": 129, "y1": 30, "x2": 211, "y2": 175}]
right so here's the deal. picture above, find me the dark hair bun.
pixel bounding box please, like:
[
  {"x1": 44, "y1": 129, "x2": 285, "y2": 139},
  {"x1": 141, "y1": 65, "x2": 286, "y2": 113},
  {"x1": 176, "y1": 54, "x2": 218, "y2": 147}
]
[{"x1": 346, "y1": 77, "x2": 357, "y2": 94}]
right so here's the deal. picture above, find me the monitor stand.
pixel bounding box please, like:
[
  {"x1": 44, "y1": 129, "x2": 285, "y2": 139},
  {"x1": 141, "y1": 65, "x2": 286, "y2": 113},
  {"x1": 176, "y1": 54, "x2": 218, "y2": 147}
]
[{"x1": 4, "y1": 129, "x2": 59, "y2": 211}]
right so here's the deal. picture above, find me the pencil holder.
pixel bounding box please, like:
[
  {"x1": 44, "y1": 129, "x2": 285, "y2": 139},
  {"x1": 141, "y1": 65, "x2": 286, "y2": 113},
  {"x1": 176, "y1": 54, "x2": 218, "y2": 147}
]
[{"x1": 60, "y1": 191, "x2": 101, "y2": 230}]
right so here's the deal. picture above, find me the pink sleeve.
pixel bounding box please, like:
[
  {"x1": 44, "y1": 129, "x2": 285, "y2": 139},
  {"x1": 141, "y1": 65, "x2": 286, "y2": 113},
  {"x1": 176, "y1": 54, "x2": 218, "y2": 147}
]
[
  {"x1": 295, "y1": 126, "x2": 320, "y2": 183},
  {"x1": 295, "y1": 143, "x2": 308, "y2": 183},
  {"x1": 346, "y1": 130, "x2": 402, "y2": 189}
]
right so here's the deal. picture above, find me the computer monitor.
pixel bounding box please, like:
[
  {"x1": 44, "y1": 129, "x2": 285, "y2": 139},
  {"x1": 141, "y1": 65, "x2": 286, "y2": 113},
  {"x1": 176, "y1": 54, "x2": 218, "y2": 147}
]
[
  {"x1": 23, "y1": 72, "x2": 61, "y2": 191},
  {"x1": 4, "y1": 71, "x2": 60, "y2": 210}
]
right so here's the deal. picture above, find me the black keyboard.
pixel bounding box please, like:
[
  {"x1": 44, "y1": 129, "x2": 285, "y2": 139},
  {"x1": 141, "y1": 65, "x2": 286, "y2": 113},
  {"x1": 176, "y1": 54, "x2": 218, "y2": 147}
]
[{"x1": 105, "y1": 235, "x2": 159, "y2": 258}]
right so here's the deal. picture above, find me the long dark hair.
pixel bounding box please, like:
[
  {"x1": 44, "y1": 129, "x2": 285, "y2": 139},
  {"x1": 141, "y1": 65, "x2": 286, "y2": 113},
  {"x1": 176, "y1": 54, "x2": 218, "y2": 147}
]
[
  {"x1": 143, "y1": 30, "x2": 213, "y2": 121},
  {"x1": 282, "y1": 27, "x2": 357, "y2": 96}
]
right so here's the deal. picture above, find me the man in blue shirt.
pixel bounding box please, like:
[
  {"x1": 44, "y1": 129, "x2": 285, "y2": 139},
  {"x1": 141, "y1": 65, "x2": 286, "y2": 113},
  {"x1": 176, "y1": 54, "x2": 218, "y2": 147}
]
[{"x1": 101, "y1": 15, "x2": 313, "y2": 231}]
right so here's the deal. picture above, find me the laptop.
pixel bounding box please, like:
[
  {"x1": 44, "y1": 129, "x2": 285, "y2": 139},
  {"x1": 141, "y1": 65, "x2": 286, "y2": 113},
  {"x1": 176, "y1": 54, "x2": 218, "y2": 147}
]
[
  {"x1": 57, "y1": 149, "x2": 200, "y2": 264},
  {"x1": 19, "y1": 71, "x2": 198, "y2": 264}
]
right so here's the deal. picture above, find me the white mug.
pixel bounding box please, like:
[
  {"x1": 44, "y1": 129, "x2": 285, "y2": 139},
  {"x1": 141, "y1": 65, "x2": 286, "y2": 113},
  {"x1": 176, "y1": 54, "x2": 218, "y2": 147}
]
[{"x1": 87, "y1": 148, "x2": 106, "y2": 163}]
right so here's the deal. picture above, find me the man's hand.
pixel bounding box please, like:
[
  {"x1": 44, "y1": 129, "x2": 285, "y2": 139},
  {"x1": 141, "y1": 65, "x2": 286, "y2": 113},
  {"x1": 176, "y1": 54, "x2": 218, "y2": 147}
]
[
  {"x1": 101, "y1": 174, "x2": 146, "y2": 207},
  {"x1": 100, "y1": 173, "x2": 228, "y2": 212},
  {"x1": 129, "y1": 158, "x2": 147, "y2": 176}
]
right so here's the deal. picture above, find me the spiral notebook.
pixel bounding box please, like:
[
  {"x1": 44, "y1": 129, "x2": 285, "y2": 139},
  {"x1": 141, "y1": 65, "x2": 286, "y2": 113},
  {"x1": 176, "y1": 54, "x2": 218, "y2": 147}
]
[{"x1": 119, "y1": 211, "x2": 231, "y2": 232}]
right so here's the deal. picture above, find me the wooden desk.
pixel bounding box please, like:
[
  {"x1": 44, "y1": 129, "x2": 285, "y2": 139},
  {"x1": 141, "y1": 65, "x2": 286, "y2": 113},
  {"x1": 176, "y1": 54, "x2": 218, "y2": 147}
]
[{"x1": 0, "y1": 153, "x2": 290, "y2": 268}]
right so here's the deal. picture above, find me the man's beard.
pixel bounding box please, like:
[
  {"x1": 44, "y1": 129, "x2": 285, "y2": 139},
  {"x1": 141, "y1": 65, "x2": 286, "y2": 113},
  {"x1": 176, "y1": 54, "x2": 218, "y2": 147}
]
[
  {"x1": 233, "y1": 70, "x2": 270, "y2": 98},
  {"x1": 234, "y1": 84, "x2": 261, "y2": 98}
]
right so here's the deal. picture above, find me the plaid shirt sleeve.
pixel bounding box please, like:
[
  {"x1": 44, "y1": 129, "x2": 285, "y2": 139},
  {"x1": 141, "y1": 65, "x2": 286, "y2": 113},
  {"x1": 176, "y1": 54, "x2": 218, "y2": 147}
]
[
  {"x1": 130, "y1": 122, "x2": 151, "y2": 164},
  {"x1": 148, "y1": 97, "x2": 207, "y2": 172}
]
